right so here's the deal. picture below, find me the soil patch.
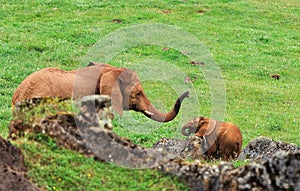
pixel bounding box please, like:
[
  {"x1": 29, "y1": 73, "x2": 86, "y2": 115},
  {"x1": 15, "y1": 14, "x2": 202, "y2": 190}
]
[{"x1": 0, "y1": 136, "x2": 41, "y2": 191}]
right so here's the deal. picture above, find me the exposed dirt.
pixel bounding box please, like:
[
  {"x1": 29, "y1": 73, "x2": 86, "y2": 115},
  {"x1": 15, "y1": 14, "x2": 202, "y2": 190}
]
[
  {"x1": 110, "y1": 19, "x2": 122, "y2": 23},
  {"x1": 0, "y1": 136, "x2": 41, "y2": 191}
]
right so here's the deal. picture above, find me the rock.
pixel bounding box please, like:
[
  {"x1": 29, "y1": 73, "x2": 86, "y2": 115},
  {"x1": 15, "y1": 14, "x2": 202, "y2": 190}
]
[
  {"x1": 0, "y1": 135, "x2": 41, "y2": 191},
  {"x1": 153, "y1": 137, "x2": 187, "y2": 156},
  {"x1": 153, "y1": 135, "x2": 205, "y2": 160},
  {"x1": 239, "y1": 136, "x2": 300, "y2": 162},
  {"x1": 160, "y1": 151, "x2": 300, "y2": 191}
]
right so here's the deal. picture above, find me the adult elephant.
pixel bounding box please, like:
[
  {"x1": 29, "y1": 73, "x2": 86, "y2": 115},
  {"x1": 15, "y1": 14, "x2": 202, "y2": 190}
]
[{"x1": 12, "y1": 62, "x2": 189, "y2": 122}]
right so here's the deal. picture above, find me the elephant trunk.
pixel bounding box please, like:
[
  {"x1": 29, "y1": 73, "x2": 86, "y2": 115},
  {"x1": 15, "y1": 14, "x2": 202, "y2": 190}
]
[{"x1": 144, "y1": 91, "x2": 189, "y2": 122}]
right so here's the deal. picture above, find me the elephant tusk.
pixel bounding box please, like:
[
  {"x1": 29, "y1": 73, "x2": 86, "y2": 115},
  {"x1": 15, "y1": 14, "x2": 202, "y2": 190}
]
[{"x1": 144, "y1": 110, "x2": 154, "y2": 116}]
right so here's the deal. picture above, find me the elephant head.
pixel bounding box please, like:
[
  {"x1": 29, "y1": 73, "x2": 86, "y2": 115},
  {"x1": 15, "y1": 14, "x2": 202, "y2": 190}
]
[
  {"x1": 182, "y1": 116, "x2": 217, "y2": 136},
  {"x1": 96, "y1": 65, "x2": 190, "y2": 122}
]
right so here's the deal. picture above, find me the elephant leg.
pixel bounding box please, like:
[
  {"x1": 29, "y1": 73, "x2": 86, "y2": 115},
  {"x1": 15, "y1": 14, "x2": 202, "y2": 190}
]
[
  {"x1": 219, "y1": 139, "x2": 240, "y2": 161},
  {"x1": 219, "y1": 143, "x2": 229, "y2": 161},
  {"x1": 204, "y1": 143, "x2": 217, "y2": 160}
]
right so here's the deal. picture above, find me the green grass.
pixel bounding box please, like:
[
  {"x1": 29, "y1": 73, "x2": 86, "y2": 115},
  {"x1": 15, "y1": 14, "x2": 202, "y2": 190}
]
[
  {"x1": 1, "y1": 0, "x2": 299, "y2": 190},
  {"x1": 18, "y1": 135, "x2": 186, "y2": 191}
]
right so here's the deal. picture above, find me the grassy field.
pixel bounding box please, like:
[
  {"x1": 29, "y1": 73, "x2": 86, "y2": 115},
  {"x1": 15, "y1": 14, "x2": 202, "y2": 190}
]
[{"x1": 1, "y1": 0, "x2": 299, "y2": 190}]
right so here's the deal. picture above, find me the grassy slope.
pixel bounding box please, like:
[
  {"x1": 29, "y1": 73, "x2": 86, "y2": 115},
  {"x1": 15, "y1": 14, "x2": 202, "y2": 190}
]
[{"x1": 0, "y1": 0, "x2": 299, "y2": 190}]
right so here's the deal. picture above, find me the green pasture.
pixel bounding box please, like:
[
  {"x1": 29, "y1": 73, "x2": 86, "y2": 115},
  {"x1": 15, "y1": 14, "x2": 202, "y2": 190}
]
[{"x1": 0, "y1": 0, "x2": 299, "y2": 190}]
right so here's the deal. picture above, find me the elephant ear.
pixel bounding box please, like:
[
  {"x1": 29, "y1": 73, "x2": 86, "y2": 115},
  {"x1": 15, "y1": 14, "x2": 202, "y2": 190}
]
[
  {"x1": 100, "y1": 70, "x2": 124, "y2": 115},
  {"x1": 196, "y1": 117, "x2": 217, "y2": 136}
]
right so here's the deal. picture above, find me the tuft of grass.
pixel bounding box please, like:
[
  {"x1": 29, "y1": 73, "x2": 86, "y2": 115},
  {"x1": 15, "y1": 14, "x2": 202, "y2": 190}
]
[
  {"x1": 13, "y1": 98, "x2": 75, "y2": 125},
  {"x1": 232, "y1": 159, "x2": 250, "y2": 168}
]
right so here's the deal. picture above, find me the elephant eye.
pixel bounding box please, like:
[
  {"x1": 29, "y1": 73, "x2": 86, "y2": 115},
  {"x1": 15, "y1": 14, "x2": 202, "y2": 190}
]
[{"x1": 136, "y1": 92, "x2": 142, "y2": 97}]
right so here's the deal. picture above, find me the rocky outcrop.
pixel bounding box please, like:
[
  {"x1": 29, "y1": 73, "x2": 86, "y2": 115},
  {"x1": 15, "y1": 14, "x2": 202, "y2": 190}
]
[
  {"x1": 238, "y1": 136, "x2": 300, "y2": 162},
  {"x1": 153, "y1": 135, "x2": 206, "y2": 160},
  {"x1": 0, "y1": 135, "x2": 41, "y2": 191},
  {"x1": 160, "y1": 151, "x2": 300, "y2": 191},
  {"x1": 9, "y1": 96, "x2": 300, "y2": 190}
]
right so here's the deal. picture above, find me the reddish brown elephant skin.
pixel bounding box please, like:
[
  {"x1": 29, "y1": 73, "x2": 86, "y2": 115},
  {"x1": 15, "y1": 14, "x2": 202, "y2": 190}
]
[{"x1": 182, "y1": 116, "x2": 242, "y2": 161}]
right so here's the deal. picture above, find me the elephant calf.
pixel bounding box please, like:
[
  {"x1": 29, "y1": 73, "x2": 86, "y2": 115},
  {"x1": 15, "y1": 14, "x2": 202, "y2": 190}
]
[{"x1": 182, "y1": 116, "x2": 242, "y2": 161}]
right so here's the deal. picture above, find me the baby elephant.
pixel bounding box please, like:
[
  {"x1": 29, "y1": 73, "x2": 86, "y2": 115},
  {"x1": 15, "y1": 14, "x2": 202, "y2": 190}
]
[{"x1": 182, "y1": 116, "x2": 242, "y2": 161}]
